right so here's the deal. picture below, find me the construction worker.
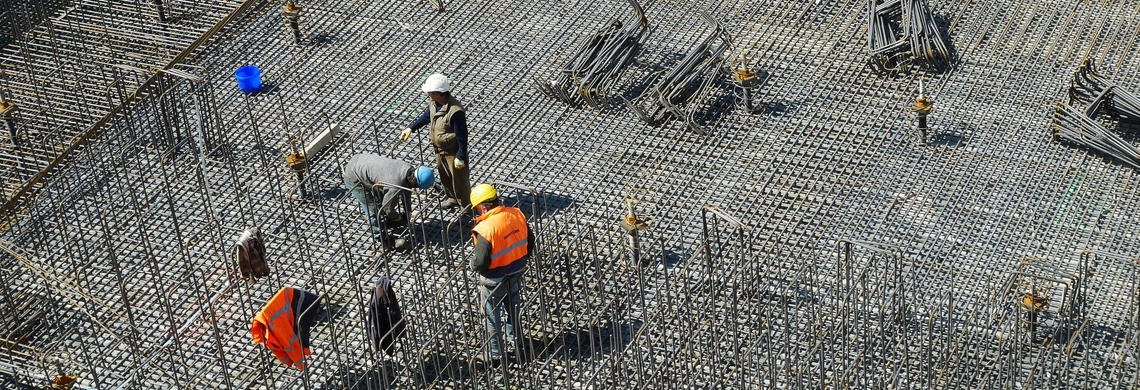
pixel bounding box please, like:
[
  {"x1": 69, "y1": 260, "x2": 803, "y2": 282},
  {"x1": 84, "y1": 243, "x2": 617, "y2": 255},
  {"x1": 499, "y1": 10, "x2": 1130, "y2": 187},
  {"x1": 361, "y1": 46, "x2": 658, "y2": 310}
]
[
  {"x1": 343, "y1": 153, "x2": 434, "y2": 250},
  {"x1": 399, "y1": 73, "x2": 471, "y2": 210},
  {"x1": 468, "y1": 184, "x2": 534, "y2": 366}
]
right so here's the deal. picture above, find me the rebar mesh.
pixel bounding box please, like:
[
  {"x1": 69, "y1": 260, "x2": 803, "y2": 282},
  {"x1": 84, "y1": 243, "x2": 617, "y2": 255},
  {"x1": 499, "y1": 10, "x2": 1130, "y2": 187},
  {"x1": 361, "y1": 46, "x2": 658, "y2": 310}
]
[{"x1": 2, "y1": 0, "x2": 1140, "y2": 389}]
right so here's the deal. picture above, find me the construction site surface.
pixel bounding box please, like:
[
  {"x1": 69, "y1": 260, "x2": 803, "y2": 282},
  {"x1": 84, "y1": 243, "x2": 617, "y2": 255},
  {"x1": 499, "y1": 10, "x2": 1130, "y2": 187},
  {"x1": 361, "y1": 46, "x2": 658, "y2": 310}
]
[{"x1": 1, "y1": 0, "x2": 1140, "y2": 389}]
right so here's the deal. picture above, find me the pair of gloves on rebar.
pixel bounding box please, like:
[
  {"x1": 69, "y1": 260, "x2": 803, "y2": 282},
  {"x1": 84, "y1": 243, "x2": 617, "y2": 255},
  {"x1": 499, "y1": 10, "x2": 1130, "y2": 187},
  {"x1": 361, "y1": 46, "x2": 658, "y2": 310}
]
[{"x1": 399, "y1": 128, "x2": 465, "y2": 169}]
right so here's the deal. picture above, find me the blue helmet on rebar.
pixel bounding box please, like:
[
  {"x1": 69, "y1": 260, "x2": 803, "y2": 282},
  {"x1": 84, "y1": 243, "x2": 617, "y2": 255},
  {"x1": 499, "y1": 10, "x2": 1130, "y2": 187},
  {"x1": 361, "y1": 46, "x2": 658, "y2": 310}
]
[{"x1": 416, "y1": 166, "x2": 434, "y2": 190}]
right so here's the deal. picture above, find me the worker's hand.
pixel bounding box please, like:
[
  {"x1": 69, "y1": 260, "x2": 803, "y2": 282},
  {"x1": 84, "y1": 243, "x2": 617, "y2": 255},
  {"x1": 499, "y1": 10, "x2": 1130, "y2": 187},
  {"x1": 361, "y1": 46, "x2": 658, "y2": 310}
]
[
  {"x1": 454, "y1": 159, "x2": 466, "y2": 169},
  {"x1": 399, "y1": 128, "x2": 412, "y2": 142}
]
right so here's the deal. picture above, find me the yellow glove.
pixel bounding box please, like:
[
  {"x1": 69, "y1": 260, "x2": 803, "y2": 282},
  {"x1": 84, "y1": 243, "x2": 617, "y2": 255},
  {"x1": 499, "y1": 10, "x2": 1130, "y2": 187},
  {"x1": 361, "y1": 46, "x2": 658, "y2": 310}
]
[
  {"x1": 399, "y1": 128, "x2": 412, "y2": 142},
  {"x1": 454, "y1": 159, "x2": 466, "y2": 169}
]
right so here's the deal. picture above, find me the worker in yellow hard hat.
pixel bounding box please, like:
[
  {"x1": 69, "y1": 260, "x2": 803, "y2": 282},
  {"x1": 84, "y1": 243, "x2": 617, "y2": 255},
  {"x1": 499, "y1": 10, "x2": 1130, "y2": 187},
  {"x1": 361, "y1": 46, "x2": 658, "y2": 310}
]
[{"x1": 468, "y1": 183, "x2": 533, "y2": 367}]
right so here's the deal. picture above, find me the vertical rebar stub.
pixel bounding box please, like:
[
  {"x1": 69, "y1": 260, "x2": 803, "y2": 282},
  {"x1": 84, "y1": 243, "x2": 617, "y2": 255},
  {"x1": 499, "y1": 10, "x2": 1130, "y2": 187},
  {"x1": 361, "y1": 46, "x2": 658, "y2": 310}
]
[
  {"x1": 286, "y1": 152, "x2": 308, "y2": 198},
  {"x1": 733, "y1": 68, "x2": 762, "y2": 114},
  {"x1": 51, "y1": 374, "x2": 77, "y2": 390},
  {"x1": 282, "y1": 3, "x2": 304, "y2": 44},
  {"x1": 285, "y1": 152, "x2": 306, "y2": 172},
  {"x1": 1020, "y1": 291, "x2": 1047, "y2": 342},
  {"x1": 911, "y1": 95, "x2": 932, "y2": 145},
  {"x1": 1020, "y1": 292, "x2": 1047, "y2": 313},
  {"x1": 619, "y1": 200, "x2": 644, "y2": 232}
]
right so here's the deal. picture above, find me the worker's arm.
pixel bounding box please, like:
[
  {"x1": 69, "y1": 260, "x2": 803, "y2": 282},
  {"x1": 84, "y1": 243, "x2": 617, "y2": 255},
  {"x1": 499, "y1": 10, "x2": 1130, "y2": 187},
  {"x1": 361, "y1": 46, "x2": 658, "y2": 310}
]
[
  {"x1": 470, "y1": 233, "x2": 492, "y2": 273},
  {"x1": 407, "y1": 108, "x2": 430, "y2": 131},
  {"x1": 379, "y1": 187, "x2": 400, "y2": 218},
  {"x1": 451, "y1": 111, "x2": 469, "y2": 161}
]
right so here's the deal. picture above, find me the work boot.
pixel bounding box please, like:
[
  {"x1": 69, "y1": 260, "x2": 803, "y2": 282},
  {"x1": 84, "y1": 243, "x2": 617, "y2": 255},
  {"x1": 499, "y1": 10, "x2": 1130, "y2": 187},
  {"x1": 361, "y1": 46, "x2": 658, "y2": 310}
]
[{"x1": 439, "y1": 199, "x2": 458, "y2": 209}]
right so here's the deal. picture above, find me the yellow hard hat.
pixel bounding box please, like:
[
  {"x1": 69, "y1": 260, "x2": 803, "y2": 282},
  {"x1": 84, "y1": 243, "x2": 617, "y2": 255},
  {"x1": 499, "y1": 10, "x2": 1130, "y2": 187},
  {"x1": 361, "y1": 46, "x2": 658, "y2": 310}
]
[{"x1": 469, "y1": 183, "x2": 497, "y2": 206}]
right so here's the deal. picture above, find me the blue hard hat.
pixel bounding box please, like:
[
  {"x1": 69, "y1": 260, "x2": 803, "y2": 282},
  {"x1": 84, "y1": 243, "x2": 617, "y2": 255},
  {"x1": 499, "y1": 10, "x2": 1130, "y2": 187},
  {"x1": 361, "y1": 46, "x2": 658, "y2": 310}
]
[{"x1": 416, "y1": 166, "x2": 435, "y2": 189}]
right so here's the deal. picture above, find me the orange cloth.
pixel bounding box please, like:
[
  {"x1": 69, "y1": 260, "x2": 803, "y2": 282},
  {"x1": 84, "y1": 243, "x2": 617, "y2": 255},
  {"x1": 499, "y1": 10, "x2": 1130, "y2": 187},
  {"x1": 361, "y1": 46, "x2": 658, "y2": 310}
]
[
  {"x1": 251, "y1": 287, "x2": 311, "y2": 370},
  {"x1": 472, "y1": 205, "x2": 530, "y2": 270}
]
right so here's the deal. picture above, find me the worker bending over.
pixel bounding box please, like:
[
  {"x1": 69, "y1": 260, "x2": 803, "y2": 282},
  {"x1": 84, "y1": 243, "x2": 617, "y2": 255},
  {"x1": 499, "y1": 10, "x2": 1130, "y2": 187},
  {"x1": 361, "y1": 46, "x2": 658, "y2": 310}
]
[
  {"x1": 468, "y1": 184, "x2": 534, "y2": 366},
  {"x1": 400, "y1": 73, "x2": 472, "y2": 210},
  {"x1": 343, "y1": 153, "x2": 434, "y2": 250}
]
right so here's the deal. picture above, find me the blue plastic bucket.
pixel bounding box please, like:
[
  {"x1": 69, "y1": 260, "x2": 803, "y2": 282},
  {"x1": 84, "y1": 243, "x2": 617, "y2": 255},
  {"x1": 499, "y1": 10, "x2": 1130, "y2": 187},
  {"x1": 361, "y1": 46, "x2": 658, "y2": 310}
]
[{"x1": 234, "y1": 65, "x2": 262, "y2": 93}]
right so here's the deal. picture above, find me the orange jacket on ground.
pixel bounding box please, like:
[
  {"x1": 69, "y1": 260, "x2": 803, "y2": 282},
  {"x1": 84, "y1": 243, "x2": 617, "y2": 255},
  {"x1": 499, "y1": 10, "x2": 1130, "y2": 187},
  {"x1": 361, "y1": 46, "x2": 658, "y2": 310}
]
[{"x1": 251, "y1": 287, "x2": 320, "y2": 370}]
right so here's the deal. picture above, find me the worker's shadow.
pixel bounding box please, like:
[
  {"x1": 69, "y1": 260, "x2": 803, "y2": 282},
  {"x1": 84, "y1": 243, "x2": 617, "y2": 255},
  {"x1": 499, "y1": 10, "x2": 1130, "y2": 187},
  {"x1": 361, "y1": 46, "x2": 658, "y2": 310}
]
[
  {"x1": 405, "y1": 350, "x2": 484, "y2": 385},
  {"x1": 498, "y1": 191, "x2": 575, "y2": 221},
  {"x1": 537, "y1": 319, "x2": 642, "y2": 362},
  {"x1": 409, "y1": 190, "x2": 576, "y2": 247}
]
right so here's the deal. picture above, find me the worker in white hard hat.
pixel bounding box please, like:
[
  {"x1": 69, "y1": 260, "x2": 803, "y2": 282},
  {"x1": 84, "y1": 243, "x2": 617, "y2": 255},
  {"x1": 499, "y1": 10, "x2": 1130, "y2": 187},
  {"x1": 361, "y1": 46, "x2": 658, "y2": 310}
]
[{"x1": 400, "y1": 73, "x2": 472, "y2": 210}]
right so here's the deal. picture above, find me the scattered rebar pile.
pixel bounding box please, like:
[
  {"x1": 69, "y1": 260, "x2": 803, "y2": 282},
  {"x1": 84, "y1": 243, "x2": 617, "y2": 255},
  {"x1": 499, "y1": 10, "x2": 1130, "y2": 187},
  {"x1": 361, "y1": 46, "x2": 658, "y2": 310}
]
[
  {"x1": 534, "y1": 0, "x2": 649, "y2": 109},
  {"x1": 624, "y1": 12, "x2": 730, "y2": 135},
  {"x1": 1053, "y1": 59, "x2": 1140, "y2": 169},
  {"x1": 867, "y1": 0, "x2": 950, "y2": 72}
]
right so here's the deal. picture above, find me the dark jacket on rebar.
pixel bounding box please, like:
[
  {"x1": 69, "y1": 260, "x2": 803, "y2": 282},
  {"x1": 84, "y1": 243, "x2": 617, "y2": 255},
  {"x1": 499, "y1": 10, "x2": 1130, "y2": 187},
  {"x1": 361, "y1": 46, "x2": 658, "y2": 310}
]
[
  {"x1": 408, "y1": 96, "x2": 468, "y2": 160},
  {"x1": 366, "y1": 278, "x2": 406, "y2": 355},
  {"x1": 251, "y1": 287, "x2": 321, "y2": 370},
  {"x1": 343, "y1": 154, "x2": 415, "y2": 217},
  {"x1": 236, "y1": 228, "x2": 270, "y2": 283}
]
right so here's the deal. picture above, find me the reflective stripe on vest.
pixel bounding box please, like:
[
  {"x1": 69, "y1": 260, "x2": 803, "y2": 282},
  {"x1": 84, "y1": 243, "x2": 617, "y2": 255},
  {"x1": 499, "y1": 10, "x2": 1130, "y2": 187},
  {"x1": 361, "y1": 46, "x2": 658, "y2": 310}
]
[
  {"x1": 472, "y1": 206, "x2": 529, "y2": 270},
  {"x1": 267, "y1": 287, "x2": 298, "y2": 355}
]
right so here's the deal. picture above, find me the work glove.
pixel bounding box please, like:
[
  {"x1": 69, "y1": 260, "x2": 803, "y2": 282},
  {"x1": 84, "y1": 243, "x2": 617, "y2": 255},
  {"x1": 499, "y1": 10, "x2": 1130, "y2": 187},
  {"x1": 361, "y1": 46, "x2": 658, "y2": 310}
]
[
  {"x1": 399, "y1": 128, "x2": 412, "y2": 142},
  {"x1": 454, "y1": 158, "x2": 466, "y2": 169}
]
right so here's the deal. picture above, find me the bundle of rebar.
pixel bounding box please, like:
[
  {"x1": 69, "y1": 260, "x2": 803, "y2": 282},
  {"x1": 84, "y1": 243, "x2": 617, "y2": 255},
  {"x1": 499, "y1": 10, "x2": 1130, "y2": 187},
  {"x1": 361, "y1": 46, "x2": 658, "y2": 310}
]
[
  {"x1": 624, "y1": 12, "x2": 730, "y2": 135},
  {"x1": 1053, "y1": 59, "x2": 1140, "y2": 169},
  {"x1": 1068, "y1": 58, "x2": 1140, "y2": 122},
  {"x1": 534, "y1": 0, "x2": 650, "y2": 109},
  {"x1": 1052, "y1": 103, "x2": 1140, "y2": 169},
  {"x1": 867, "y1": 0, "x2": 950, "y2": 72}
]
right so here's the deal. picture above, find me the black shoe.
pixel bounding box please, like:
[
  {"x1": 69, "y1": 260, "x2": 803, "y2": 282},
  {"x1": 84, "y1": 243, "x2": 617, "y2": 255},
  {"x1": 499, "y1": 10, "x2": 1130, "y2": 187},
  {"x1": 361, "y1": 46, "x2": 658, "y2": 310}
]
[
  {"x1": 488, "y1": 355, "x2": 505, "y2": 368},
  {"x1": 439, "y1": 199, "x2": 458, "y2": 209}
]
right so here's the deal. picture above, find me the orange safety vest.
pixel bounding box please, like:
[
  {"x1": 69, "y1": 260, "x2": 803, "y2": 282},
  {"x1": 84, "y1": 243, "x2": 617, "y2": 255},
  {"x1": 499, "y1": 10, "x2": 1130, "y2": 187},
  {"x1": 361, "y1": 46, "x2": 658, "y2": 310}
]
[
  {"x1": 251, "y1": 287, "x2": 313, "y2": 370},
  {"x1": 472, "y1": 206, "x2": 529, "y2": 270}
]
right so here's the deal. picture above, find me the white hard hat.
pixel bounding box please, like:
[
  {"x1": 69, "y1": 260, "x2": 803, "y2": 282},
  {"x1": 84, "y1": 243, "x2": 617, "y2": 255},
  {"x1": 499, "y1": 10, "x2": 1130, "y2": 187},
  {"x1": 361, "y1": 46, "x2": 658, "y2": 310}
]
[{"x1": 421, "y1": 73, "x2": 450, "y2": 93}]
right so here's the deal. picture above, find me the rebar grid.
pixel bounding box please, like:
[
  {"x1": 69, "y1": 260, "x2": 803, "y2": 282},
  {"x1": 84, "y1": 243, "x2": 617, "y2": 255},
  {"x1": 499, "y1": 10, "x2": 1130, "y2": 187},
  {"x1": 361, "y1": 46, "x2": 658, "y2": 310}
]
[
  {"x1": 2, "y1": 0, "x2": 1140, "y2": 388},
  {"x1": 0, "y1": 0, "x2": 247, "y2": 214}
]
